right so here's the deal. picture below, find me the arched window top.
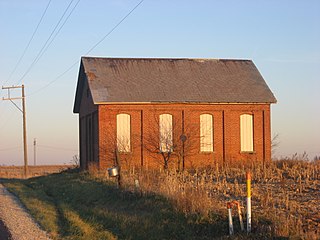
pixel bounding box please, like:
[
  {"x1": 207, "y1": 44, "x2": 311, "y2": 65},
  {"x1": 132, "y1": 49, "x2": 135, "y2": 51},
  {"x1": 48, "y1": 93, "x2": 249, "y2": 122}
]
[
  {"x1": 200, "y1": 113, "x2": 213, "y2": 120},
  {"x1": 200, "y1": 113, "x2": 213, "y2": 117},
  {"x1": 159, "y1": 114, "x2": 173, "y2": 131},
  {"x1": 240, "y1": 113, "x2": 253, "y2": 117},
  {"x1": 117, "y1": 113, "x2": 131, "y2": 118},
  {"x1": 159, "y1": 113, "x2": 172, "y2": 119}
]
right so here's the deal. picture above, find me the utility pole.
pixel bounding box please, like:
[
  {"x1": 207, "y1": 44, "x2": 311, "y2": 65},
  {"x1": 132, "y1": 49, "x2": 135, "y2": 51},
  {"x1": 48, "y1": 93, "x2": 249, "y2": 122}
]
[
  {"x1": 2, "y1": 85, "x2": 28, "y2": 178},
  {"x1": 34, "y1": 138, "x2": 36, "y2": 166}
]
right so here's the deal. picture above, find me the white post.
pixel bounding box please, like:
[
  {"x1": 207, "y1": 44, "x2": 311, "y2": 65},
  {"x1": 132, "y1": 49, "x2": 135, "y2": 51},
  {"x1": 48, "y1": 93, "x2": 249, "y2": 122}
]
[
  {"x1": 227, "y1": 202, "x2": 234, "y2": 235},
  {"x1": 235, "y1": 201, "x2": 244, "y2": 231}
]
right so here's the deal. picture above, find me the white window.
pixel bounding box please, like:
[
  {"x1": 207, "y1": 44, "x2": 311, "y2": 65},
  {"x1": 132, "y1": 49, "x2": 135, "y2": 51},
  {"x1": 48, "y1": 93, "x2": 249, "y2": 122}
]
[
  {"x1": 200, "y1": 114, "x2": 213, "y2": 152},
  {"x1": 159, "y1": 114, "x2": 173, "y2": 152},
  {"x1": 240, "y1": 114, "x2": 254, "y2": 152},
  {"x1": 117, "y1": 113, "x2": 131, "y2": 152}
]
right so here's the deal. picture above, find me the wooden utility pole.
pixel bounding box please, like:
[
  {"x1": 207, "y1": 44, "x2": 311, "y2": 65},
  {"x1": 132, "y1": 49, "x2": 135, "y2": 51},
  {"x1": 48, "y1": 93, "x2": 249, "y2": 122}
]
[{"x1": 2, "y1": 85, "x2": 28, "y2": 178}]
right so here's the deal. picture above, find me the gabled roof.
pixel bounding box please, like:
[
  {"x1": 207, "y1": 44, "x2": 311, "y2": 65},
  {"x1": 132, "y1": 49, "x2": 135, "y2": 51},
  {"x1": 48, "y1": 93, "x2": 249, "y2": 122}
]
[{"x1": 73, "y1": 57, "x2": 276, "y2": 113}]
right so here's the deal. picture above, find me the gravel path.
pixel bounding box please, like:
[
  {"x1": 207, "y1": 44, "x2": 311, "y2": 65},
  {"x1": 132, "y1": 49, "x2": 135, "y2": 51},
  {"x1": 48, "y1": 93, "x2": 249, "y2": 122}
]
[{"x1": 0, "y1": 184, "x2": 52, "y2": 240}]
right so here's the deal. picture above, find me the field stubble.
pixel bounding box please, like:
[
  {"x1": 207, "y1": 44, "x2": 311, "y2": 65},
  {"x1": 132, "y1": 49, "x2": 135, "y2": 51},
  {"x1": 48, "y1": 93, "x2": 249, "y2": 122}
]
[{"x1": 112, "y1": 159, "x2": 320, "y2": 239}]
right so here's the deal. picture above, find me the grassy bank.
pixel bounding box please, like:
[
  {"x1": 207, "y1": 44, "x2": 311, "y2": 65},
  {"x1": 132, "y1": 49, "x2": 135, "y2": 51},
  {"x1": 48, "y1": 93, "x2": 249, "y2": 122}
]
[{"x1": 2, "y1": 169, "x2": 232, "y2": 240}]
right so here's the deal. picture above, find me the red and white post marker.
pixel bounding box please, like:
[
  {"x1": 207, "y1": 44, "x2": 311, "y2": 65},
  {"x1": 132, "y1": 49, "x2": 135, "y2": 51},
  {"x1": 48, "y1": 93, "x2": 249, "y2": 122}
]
[{"x1": 246, "y1": 171, "x2": 252, "y2": 233}]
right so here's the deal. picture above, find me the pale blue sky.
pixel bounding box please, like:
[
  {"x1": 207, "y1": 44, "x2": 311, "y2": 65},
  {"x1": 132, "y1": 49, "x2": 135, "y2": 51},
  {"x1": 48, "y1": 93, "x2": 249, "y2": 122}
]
[{"x1": 0, "y1": 0, "x2": 319, "y2": 165}]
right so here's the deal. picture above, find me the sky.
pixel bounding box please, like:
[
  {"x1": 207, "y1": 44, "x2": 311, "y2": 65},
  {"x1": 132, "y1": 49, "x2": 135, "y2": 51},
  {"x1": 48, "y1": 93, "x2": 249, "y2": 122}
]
[{"x1": 0, "y1": 0, "x2": 319, "y2": 166}]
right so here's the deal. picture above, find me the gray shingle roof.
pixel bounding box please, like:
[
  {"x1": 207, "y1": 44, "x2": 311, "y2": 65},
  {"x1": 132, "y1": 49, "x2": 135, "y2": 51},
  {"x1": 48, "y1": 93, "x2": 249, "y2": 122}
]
[{"x1": 74, "y1": 57, "x2": 276, "y2": 113}]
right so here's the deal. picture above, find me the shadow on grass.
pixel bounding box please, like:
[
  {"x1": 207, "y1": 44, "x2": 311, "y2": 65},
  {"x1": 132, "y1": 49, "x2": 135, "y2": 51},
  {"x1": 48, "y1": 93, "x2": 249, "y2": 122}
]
[{"x1": 2, "y1": 170, "x2": 232, "y2": 240}]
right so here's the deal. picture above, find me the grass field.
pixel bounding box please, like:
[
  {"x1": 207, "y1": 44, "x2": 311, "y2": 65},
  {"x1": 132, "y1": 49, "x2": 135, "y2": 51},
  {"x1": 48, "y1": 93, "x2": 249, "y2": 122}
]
[{"x1": 2, "y1": 159, "x2": 319, "y2": 240}]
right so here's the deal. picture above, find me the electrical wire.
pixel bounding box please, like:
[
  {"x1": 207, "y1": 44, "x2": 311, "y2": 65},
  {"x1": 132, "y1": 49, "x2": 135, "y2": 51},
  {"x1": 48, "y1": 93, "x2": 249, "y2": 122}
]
[
  {"x1": 0, "y1": 146, "x2": 22, "y2": 152},
  {"x1": 84, "y1": 0, "x2": 145, "y2": 56},
  {"x1": 18, "y1": 0, "x2": 79, "y2": 84},
  {"x1": 0, "y1": 0, "x2": 79, "y2": 133},
  {"x1": 0, "y1": 0, "x2": 51, "y2": 116},
  {"x1": 27, "y1": 0, "x2": 145, "y2": 97},
  {"x1": 27, "y1": 0, "x2": 81, "y2": 77},
  {"x1": 0, "y1": 0, "x2": 145, "y2": 156},
  {"x1": 28, "y1": 61, "x2": 79, "y2": 96},
  {"x1": 0, "y1": 106, "x2": 19, "y2": 131},
  {"x1": 2, "y1": 0, "x2": 52, "y2": 86}
]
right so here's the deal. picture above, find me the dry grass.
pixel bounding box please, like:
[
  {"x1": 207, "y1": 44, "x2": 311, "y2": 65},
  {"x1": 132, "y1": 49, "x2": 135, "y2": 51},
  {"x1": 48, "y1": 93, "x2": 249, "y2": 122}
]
[
  {"x1": 4, "y1": 159, "x2": 318, "y2": 239},
  {"x1": 0, "y1": 165, "x2": 74, "y2": 179},
  {"x1": 3, "y1": 169, "x2": 229, "y2": 240},
  {"x1": 115, "y1": 159, "x2": 320, "y2": 239}
]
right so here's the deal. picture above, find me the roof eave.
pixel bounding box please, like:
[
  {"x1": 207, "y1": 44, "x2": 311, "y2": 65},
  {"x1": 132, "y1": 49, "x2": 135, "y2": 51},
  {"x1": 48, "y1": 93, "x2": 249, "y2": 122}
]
[{"x1": 94, "y1": 101, "x2": 276, "y2": 105}]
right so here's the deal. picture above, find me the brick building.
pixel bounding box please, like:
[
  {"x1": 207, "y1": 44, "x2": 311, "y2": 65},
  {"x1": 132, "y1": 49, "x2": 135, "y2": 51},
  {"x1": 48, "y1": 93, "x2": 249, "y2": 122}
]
[{"x1": 73, "y1": 57, "x2": 277, "y2": 170}]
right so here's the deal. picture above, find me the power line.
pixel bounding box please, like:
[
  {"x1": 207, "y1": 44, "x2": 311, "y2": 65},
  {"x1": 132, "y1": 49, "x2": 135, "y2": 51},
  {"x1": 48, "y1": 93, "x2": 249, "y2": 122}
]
[
  {"x1": 28, "y1": 61, "x2": 79, "y2": 96},
  {"x1": 27, "y1": 0, "x2": 145, "y2": 97},
  {"x1": 18, "y1": 0, "x2": 79, "y2": 84},
  {"x1": 34, "y1": 0, "x2": 81, "y2": 67},
  {"x1": 2, "y1": 0, "x2": 52, "y2": 86},
  {"x1": 0, "y1": 106, "x2": 19, "y2": 131},
  {"x1": 0, "y1": 0, "x2": 78, "y2": 129},
  {"x1": 0, "y1": 0, "x2": 51, "y2": 111},
  {"x1": 0, "y1": 146, "x2": 22, "y2": 152},
  {"x1": 85, "y1": 0, "x2": 145, "y2": 55}
]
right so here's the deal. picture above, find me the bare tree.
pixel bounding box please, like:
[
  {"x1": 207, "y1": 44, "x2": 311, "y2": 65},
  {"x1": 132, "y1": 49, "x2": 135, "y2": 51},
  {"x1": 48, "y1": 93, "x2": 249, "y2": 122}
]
[
  {"x1": 144, "y1": 114, "x2": 175, "y2": 170},
  {"x1": 144, "y1": 113, "x2": 199, "y2": 171},
  {"x1": 99, "y1": 116, "x2": 138, "y2": 187},
  {"x1": 70, "y1": 155, "x2": 80, "y2": 167},
  {"x1": 271, "y1": 133, "x2": 280, "y2": 159},
  {"x1": 99, "y1": 111, "x2": 204, "y2": 172}
]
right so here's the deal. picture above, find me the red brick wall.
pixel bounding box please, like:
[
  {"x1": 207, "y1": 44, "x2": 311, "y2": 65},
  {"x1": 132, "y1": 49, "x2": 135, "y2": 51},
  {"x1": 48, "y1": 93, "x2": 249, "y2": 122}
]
[{"x1": 95, "y1": 103, "x2": 272, "y2": 170}]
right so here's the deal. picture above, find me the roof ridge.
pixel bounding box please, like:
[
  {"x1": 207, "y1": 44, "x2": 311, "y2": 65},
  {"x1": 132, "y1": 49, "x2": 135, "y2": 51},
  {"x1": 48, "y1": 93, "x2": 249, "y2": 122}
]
[{"x1": 81, "y1": 56, "x2": 252, "y2": 62}]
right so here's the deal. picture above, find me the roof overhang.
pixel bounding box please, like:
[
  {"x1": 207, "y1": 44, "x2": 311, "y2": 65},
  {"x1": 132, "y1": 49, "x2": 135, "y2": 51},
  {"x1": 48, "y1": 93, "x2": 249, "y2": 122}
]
[{"x1": 94, "y1": 101, "x2": 276, "y2": 105}]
